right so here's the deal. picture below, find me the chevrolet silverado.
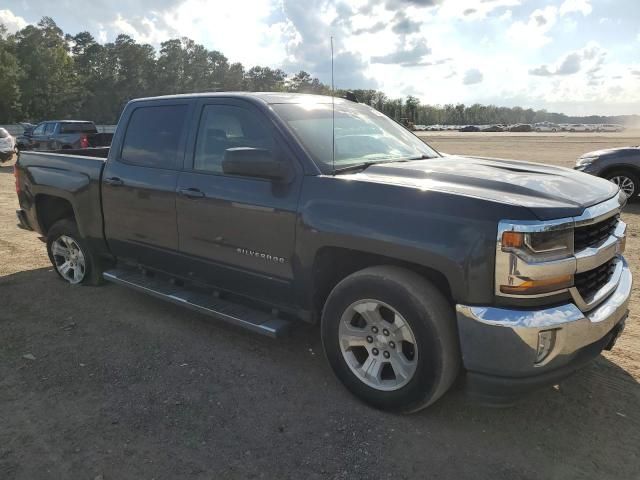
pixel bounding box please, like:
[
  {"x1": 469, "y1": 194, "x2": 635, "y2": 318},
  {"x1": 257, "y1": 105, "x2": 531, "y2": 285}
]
[{"x1": 15, "y1": 93, "x2": 632, "y2": 412}]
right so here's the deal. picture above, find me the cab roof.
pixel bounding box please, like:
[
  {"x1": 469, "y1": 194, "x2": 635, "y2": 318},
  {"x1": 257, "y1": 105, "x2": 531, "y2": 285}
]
[{"x1": 131, "y1": 92, "x2": 350, "y2": 105}]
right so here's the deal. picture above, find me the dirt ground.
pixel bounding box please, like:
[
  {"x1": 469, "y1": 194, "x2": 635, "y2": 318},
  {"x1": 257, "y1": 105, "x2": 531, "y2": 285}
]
[{"x1": 1, "y1": 132, "x2": 639, "y2": 480}]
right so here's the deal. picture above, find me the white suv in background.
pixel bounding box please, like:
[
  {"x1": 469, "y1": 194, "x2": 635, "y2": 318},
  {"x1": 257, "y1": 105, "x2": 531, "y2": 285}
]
[
  {"x1": 533, "y1": 122, "x2": 559, "y2": 132},
  {"x1": 0, "y1": 128, "x2": 17, "y2": 164}
]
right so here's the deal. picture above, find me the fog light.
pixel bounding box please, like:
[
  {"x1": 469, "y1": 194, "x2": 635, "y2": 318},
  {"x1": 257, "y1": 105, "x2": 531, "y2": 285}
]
[{"x1": 536, "y1": 330, "x2": 557, "y2": 364}]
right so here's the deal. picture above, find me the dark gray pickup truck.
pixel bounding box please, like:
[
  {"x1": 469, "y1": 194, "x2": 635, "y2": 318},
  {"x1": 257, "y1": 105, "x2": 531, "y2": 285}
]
[
  {"x1": 16, "y1": 120, "x2": 113, "y2": 151},
  {"x1": 15, "y1": 93, "x2": 632, "y2": 412}
]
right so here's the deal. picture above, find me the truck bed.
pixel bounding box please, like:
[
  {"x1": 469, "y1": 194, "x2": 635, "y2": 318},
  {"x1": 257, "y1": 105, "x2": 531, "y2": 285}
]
[{"x1": 15, "y1": 149, "x2": 108, "y2": 253}]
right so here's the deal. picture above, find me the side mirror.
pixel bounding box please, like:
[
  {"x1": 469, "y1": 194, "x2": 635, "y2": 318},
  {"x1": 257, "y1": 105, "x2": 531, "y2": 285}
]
[{"x1": 222, "y1": 147, "x2": 290, "y2": 181}]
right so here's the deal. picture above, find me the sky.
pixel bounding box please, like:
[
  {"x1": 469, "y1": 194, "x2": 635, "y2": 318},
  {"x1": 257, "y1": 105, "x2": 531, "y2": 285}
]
[{"x1": 1, "y1": 0, "x2": 639, "y2": 115}]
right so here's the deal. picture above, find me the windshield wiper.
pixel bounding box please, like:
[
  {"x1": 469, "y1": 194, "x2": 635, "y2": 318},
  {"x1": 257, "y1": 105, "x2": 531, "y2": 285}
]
[
  {"x1": 397, "y1": 154, "x2": 436, "y2": 161},
  {"x1": 332, "y1": 155, "x2": 436, "y2": 175},
  {"x1": 333, "y1": 161, "x2": 380, "y2": 175}
]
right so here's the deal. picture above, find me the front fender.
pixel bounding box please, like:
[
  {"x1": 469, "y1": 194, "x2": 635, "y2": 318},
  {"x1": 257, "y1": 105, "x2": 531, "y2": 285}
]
[{"x1": 294, "y1": 176, "x2": 534, "y2": 306}]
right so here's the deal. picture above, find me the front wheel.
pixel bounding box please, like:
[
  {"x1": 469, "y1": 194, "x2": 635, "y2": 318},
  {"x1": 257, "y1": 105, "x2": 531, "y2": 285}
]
[
  {"x1": 46, "y1": 219, "x2": 103, "y2": 285},
  {"x1": 605, "y1": 170, "x2": 639, "y2": 200},
  {"x1": 321, "y1": 266, "x2": 460, "y2": 413}
]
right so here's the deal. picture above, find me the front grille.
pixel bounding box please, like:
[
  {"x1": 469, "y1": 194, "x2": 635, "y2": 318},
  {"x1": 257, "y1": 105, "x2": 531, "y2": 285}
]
[
  {"x1": 574, "y1": 215, "x2": 618, "y2": 251},
  {"x1": 575, "y1": 258, "x2": 616, "y2": 300}
]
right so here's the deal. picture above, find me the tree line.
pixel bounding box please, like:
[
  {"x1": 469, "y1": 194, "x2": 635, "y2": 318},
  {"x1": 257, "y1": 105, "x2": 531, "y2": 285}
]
[{"x1": 0, "y1": 17, "x2": 636, "y2": 126}]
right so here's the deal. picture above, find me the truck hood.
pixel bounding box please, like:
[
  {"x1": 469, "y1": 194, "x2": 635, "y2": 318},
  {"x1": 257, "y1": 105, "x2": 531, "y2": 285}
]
[{"x1": 345, "y1": 155, "x2": 619, "y2": 220}]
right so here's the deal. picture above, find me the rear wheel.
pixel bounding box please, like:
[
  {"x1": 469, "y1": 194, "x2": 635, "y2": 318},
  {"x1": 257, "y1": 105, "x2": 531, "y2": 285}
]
[
  {"x1": 46, "y1": 219, "x2": 103, "y2": 285},
  {"x1": 605, "y1": 169, "x2": 638, "y2": 200},
  {"x1": 321, "y1": 266, "x2": 460, "y2": 413}
]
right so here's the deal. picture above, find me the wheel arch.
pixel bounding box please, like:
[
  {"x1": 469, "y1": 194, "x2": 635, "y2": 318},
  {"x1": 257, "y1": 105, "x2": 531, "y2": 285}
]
[
  {"x1": 599, "y1": 163, "x2": 640, "y2": 179},
  {"x1": 35, "y1": 194, "x2": 77, "y2": 236},
  {"x1": 311, "y1": 246, "x2": 454, "y2": 319}
]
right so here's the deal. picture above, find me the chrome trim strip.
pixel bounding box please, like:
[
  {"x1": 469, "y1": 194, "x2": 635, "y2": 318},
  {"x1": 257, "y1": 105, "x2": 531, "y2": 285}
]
[
  {"x1": 573, "y1": 192, "x2": 626, "y2": 227},
  {"x1": 456, "y1": 259, "x2": 632, "y2": 375},
  {"x1": 570, "y1": 257, "x2": 624, "y2": 312},
  {"x1": 457, "y1": 303, "x2": 584, "y2": 329},
  {"x1": 497, "y1": 192, "x2": 625, "y2": 238},
  {"x1": 575, "y1": 221, "x2": 626, "y2": 273}
]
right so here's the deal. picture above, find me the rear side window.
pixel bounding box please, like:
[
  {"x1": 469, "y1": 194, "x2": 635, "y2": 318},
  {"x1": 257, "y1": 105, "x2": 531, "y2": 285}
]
[
  {"x1": 60, "y1": 123, "x2": 97, "y2": 134},
  {"x1": 121, "y1": 105, "x2": 188, "y2": 169},
  {"x1": 44, "y1": 123, "x2": 56, "y2": 135}
]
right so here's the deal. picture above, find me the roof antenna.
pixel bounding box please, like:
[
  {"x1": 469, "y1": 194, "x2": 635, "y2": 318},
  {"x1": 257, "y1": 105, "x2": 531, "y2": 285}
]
[{"x1": 331, "y1": 35, "x2": 336, "y2": 176}]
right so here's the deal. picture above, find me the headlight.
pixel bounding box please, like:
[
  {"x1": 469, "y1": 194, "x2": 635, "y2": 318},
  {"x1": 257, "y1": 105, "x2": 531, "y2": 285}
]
[
  {"x1": 576, "y1": 156, "x2": 598, "y2": 166},
  {"x1": 501, "y1": 229, "x2": 574, "y2": 262},
  {"x1": 496, "y1": 223, "x2": 575, "y2": 297}
]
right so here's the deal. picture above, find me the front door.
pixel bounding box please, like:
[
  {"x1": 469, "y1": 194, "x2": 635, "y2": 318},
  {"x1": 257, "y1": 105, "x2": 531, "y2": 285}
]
[
  {"x1": 102, "y1": 100, "x2": 192, "y2": 271},
  {"x1": 30, "y1": 123, "x2": 48, "y2": 150},
  {"x1": 175, "y1": 99, "x2": 302, "y2": 307}
]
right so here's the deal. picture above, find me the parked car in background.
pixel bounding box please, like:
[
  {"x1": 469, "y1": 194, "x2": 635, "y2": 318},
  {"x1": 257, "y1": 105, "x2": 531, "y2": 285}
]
[
  {"x1": 0, "y1": 128, "x2": 17, "y2": 164},
  {"x1": 458, "y1": 125, "x2": 480, "y2": 132},
  {"x1": 567, "y1": 124, "x2": 592, "y2": 132},
  {"x1": 596, "y1": 124, "x2": 625, "y2": 133},
  {"x1": 481, "y1": 125, "x2": 504, "y2": 132},
  {"x1": 508, "y1": 124, "x2": 533, "y2": 132},
  {"x1": 533, "y1": 122, "x2": 559, "y2": 132},
  {"x1": 15, "y1": 123, "x2": 36, "y2": 150},
  {"x1": 575, "y1": 146, "x2": 640, "y2": 199},
  {"x1": 17, "y1": 120, "x2": 113, "y2": 151}
]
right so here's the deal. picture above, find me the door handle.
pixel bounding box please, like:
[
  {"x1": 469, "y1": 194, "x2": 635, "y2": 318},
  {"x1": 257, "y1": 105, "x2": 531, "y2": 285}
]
[
  {"x1": 104, "y1": 176, "x2": 124, "y2": 186},
  {"x1": 179, "y1": 187, "x2": 205, "y2": 199}
]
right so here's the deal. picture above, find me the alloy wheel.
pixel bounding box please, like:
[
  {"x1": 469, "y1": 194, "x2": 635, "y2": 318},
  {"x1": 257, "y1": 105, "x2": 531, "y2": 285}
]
[
  {"x1": 338, "y1": 299, "x2": 418, "y2": 391},
  {"x1": 51, "y1": 235, "x2": 86, "y2": 284},
  {"x1": 609, "y1": 175, "x2": 636, "y2": 198}
]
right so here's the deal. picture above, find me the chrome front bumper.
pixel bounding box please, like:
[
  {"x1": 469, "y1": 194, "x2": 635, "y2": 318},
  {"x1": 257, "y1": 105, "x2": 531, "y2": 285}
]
[{"x1": 456, "y1": 257, "x2": 632, "y2": 377}]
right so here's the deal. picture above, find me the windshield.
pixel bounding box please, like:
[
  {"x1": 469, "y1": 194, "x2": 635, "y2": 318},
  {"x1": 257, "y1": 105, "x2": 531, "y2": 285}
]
[{"x1": 272, "y1": 100, "x2": 439, "y2": 172}]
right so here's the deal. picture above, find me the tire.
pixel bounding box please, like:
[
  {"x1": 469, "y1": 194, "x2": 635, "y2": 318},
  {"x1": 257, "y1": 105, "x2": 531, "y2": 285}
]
[
  {"x1": 46, "y1": 218, "x2": 104, "y2": 286},
  {"x1": 604, "y1": 169, "x2": 639, "y2": 201},
  {"x1": 321, "y1": 266, "x2": 460, "y2": 413}
]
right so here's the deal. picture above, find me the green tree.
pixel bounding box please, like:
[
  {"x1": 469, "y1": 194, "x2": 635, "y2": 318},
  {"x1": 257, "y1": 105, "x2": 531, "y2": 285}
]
[
  {"x1": 405, "y1": 95, "x2": 420, "y2": 123},
  {"x1": 244, "y1": 66, "x2": 287, "y2": 91},
  {"x1": 0, "y1": 24, "x2": 23, "y2": 122},
  {"x1": 13, "y1": 17, "x2": 79, "y2": 121}
]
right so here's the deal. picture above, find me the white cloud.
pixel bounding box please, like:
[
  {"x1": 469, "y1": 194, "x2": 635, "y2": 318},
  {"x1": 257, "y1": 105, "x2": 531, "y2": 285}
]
[
  {"x1": 437, "y1": 0, "x2": 522, "y2": 20},
  {"x1": 108, "y1": 0, "x2": 291, "y2": 68},
  {"x1": 506, "y1": 6, "x2": 558, "y2": 48},
  {"x1": 0, "y1": 9, "x2": 28, "y2": 34},
  {"x1": 462, "y1": 68, "x2": 483, "y2": 85},
  {"x1": 559, "y1": 0, "x2": 593, "y2": 17},
  {"x1": 112, "y1": 14, "x2": 170, "y2": 45},
  {"x1": 506, "y1": 0, "x2": 592, "y2": 49},
  {"x1": 500, "y1": 10, "x2": 513, "y2": 22},
  {"x1": 529, "y1": 42, "x2": 606, "y2": 77}
]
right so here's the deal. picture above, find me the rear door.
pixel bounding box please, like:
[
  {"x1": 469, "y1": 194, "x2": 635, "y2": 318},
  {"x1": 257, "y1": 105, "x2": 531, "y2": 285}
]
[
  {"x1": 175, "y1": 98, "x2": 303, "y2": 306},
  {"x1": 102, "y1": 100, "x2": 193, "y2": 271}
]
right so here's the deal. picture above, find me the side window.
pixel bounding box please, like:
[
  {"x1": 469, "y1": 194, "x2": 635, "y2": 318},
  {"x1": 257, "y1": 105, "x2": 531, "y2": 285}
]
[
  {"x1": 32, "y1": 124, "x2": 45, "y2": 136},
  {"x1": 44, "y1": 123, "x2": 56, "y2": 135},
  {"x1": 193, "y1": 105, "x2": 275, "y2": 174},
  {"x1": 121, "y1": 104, "x2": 188, "y2": 169}
]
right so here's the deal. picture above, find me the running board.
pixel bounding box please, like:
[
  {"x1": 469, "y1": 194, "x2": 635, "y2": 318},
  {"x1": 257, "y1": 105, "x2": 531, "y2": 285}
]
[{"x1": 103, "y1": 268, "x2": 291, "y2": 338}]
